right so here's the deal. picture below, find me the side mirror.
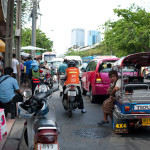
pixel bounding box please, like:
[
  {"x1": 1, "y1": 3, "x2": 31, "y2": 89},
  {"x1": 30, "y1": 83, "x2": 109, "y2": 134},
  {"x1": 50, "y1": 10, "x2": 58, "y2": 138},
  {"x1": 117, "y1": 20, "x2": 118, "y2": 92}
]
[{"x1": 23, "y1": 90, "x2": 32, "y2": 98}]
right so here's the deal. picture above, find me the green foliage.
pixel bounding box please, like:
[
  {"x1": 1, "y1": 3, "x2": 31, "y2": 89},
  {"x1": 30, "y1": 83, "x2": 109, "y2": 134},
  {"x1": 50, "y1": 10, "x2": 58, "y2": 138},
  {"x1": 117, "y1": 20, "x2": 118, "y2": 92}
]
[
  {"x1": 103, "y1": 4, "x2": 150, "y2": 57},
  {"x1": 65, "y1": 44, "x2": 108, "y2": 57},
  {"x1": 21, "y1": 28, "x2": 53, "y2": 53},
  {"x1": 65, "y1": 4, "x2": 150, "y2": 58},
  {"x1": 14, "y1": 0, "x2": 31, "y2": 25}
]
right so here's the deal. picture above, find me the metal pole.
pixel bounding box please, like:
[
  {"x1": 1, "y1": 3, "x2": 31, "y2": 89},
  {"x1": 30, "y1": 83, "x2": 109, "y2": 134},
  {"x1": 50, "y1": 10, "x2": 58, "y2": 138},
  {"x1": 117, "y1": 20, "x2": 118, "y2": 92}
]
[
  {"x1": 31, "y1": 0, "x2": 37, "y2": 59},
  {"x1": 15, "y1": 0, "x2": 22, "y2": 85},
  {"x1": 5, "y1": 0, "x2": 14, "y2": 67}
]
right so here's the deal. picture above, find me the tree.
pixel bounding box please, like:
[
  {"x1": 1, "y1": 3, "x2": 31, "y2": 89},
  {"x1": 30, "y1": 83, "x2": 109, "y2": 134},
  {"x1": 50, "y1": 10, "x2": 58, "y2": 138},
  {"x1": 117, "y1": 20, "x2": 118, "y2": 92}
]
[
  {"x1": 14, "y1": 0, "x2": 31, "y2": 25},
  {"x1": 103, "y1": 4, "x2": 150, "y2": 57},
  {"x1": 21, "y1": 28, "x2": 53, "y2": 53}
]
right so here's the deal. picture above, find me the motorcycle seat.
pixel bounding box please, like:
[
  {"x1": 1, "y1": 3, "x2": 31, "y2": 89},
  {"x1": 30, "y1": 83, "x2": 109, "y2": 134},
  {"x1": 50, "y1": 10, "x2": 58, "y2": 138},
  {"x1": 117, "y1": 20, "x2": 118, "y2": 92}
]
[{"x1": 34, "y1": 119, "x2": 57, "y2": 132}]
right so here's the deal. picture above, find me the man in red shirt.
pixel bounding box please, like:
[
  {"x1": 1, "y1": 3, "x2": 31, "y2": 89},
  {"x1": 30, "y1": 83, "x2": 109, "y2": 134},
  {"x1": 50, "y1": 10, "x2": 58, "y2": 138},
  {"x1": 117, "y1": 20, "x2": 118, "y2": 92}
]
[{"x1": 63, "y1": 61, "x2": 86, "y2": 113}]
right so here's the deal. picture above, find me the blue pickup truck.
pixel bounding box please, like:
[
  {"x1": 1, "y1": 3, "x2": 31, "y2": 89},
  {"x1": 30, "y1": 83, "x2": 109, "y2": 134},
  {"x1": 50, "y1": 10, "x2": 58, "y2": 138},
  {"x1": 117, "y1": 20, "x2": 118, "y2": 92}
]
[{"x1": 113, "y1": 52, "x2": 150, "y2": 133}]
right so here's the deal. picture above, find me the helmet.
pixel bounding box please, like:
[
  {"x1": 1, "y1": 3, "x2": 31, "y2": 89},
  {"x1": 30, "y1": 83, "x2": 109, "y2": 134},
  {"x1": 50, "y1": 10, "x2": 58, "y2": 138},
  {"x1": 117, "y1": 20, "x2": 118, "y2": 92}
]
[
  {"x1": 18, "y1": 102, "x2": 35, "y2": 119},
  {"x1": 68, "y1": 60, "x2": 76, "y2": 67}
]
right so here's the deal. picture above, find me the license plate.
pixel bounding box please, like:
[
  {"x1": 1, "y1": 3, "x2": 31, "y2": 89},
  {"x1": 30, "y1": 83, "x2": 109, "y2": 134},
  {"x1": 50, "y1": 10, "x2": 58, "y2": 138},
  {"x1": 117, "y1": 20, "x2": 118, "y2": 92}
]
[
  {"x1": 142, "y1": 118, "x2": 150, "y2": 126},
  {"x1": 38, "y1": 144, "x2": 58, "y2": 150},
  {"x1": 68, "y1": 91, "x2": 76, "y2": 96},
  {"x1": 134, "y1": 105, "x2": 150, "y2": 110}
]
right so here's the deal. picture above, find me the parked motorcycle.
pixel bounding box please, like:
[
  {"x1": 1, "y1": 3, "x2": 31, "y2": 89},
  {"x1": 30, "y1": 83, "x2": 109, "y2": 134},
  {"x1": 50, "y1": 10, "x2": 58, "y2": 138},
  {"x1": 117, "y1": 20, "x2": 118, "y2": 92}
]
[
  {"x1": 33, "y1": 76, "x2": 53, "y2": 95},
  {"x1": 18, "y1": 88, "x2": 59, "y2": 150},
  {"x1": 40, "y1": 68, "x2": 53, "y2": 89},
  {"x1": 63, "y1": 84, "x2": 80, "y2": 117}
]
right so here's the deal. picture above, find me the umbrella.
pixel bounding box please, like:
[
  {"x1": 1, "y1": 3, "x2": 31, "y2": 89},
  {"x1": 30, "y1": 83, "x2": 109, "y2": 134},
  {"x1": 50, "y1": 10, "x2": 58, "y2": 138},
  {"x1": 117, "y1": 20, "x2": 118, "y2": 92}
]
[
  {"x1": 21, "y1": 52, "x2": 30, "y2": 57},
  {"x1": 0, "y1": 39, "x2": 5, "y2": 52},
  {"x1": 21, "y1": 46, "x2": 47, "y2": 51}
]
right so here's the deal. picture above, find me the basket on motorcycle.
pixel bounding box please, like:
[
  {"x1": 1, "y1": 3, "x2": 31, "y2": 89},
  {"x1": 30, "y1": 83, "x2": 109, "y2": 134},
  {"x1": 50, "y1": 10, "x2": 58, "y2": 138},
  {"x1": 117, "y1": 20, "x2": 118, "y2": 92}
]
[{"x1": 18, "y1": 102, "x2": 36, "y2": 119}]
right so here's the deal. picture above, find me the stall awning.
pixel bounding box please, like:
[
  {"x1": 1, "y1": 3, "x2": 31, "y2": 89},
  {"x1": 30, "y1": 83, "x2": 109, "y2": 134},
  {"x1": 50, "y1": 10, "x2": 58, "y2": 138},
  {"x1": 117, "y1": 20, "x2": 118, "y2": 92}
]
[{"x1": 0, "y1": 39, "x2": 5, "y2": 52}]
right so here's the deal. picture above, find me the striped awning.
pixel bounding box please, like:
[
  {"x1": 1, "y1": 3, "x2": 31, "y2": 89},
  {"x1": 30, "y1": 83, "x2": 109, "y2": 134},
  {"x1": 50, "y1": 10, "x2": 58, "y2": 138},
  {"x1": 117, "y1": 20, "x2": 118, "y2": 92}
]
[{"x1": 0, "y1": 39, "x2": 5, "y2": 52}]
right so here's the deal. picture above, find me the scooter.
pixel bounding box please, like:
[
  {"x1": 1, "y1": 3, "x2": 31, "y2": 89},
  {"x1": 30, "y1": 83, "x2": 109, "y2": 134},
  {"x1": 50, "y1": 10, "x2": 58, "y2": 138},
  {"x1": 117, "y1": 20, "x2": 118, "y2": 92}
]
[
  {"x1": 33, "y1": 76, "x2": 52, "y2": 95},
  {"x1": 63, "y1": 84, "x2": 80, "y2": 117},
  {"x1": 18, "y1": 88, "x2": 59, "y2": 150}
]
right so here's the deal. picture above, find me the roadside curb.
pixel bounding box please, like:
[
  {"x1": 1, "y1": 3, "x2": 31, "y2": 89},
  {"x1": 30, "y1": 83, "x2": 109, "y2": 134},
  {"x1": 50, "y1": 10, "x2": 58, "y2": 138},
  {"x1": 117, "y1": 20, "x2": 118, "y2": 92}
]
[{"x1": 1, "y1": 118, "x2": 25, "y2": 150}]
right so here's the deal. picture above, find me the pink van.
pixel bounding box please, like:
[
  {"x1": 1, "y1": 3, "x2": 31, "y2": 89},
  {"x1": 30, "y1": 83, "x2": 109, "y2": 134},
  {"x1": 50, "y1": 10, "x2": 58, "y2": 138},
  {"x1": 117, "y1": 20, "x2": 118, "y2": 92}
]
[{"x1": 81, "y1": 57, "x2": 119, "y2": 103}]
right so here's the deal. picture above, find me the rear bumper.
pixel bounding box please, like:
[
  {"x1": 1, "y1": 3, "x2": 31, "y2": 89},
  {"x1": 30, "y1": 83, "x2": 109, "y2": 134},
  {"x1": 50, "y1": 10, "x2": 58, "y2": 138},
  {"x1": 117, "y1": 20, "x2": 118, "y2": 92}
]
[
  {"x1": 114, "y1": 105, "x2": 150, "y2": 119},
  {"x1": 93, "y1": 84, "x2": 109, "y2": 95}
]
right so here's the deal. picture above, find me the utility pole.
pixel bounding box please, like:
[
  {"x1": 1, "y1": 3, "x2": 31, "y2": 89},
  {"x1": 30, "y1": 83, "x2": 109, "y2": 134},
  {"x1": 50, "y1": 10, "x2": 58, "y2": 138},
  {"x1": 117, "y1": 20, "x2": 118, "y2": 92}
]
[
  {"x1": 15, "y1": 0, "x2": 22, "y2": 84},
  {"x1": 5, "y1": 0, "x2": 14, "y2": 67},
  {"x1": 31, "y1": 0, "x2": 37, "y2": 59}
]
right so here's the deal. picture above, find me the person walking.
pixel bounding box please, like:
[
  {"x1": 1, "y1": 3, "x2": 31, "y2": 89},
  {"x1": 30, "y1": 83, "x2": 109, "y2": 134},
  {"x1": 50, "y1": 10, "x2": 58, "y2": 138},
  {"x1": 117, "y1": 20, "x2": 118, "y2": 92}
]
[
  {"x1": 12, "y1": 54, "x2": 19, "y2": 79},
  {"x1": 0, "y1": 67, "x2": 23, "y2": 119},
  {"x1": 20, "y1": 59, "x2": 25, "y2": 86},
  {"x1": 23, "y1": 56, "x2": 32, "y2": 87}
]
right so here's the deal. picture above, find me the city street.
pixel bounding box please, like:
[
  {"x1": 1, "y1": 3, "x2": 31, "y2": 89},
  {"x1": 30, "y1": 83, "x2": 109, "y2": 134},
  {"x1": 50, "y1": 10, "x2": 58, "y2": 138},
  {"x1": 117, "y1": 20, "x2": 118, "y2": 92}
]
[{"x1": 19, "y1": 82, "x2": 150, "y2": 150}]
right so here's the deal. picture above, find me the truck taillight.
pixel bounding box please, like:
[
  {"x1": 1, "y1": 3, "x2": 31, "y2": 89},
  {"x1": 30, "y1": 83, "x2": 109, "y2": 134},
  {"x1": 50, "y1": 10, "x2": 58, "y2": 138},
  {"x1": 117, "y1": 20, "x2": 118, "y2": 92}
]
[
  {"x1": 124, "y1": 106, "x2": 130, "y2": 111},
  {"x1": 95, "y1": 72, "x2": 102, "y2": 83}
]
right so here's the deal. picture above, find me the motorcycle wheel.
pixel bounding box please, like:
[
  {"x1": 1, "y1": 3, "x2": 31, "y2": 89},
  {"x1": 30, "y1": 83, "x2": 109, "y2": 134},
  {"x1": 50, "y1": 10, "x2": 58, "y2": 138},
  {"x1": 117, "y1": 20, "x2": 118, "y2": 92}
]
[
  {"x1": 68, "y1": 108, "x2": 72, "y2": 118},
  {"x1": 68, "y1": 102, "x2": 73, "y2": 118},
  {"x1": 50, "y1": 78, "x2": 53, "y2": 88},
  {"x1": 24, "y1": 127, "x2": 28, "y2": 146}
]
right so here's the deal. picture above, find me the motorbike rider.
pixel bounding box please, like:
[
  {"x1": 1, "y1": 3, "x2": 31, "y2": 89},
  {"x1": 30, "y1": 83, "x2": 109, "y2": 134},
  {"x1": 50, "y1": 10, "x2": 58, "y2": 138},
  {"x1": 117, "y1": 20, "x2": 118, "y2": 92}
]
[
  {"x1": 57, "y1": 59, "x2": 68, "y2": 97},
  {"x1": 28, "y1": 60, "x2": 41, "y2": 95},
  {"x1": 63, "y1": 60, "x2": 86, "y2": 113}
]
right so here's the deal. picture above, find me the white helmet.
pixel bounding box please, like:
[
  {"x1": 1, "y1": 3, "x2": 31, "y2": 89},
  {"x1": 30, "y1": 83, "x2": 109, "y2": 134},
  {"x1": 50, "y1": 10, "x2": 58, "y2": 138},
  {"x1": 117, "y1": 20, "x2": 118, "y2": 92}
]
[{"x1": 18, "y1": 102, "x2": 35, "y2": 119}]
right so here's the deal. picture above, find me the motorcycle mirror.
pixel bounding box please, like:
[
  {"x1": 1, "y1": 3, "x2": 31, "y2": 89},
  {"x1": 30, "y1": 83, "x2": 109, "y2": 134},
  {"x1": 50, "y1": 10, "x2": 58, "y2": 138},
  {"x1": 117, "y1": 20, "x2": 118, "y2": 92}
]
[{"x1": 23, "y1": 90, "x2": 32, "y2": 98}]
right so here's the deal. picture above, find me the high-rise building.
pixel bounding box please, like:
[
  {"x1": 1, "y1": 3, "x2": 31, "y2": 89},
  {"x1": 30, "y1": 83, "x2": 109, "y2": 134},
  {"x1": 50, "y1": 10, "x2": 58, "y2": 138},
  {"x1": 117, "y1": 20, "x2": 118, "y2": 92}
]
[
  {"x1": 87, "y1": 30, "x2": 101, "y2": 46},
  {"x1": 71, "y1": 28, "x2": 85, "y2": 48}
]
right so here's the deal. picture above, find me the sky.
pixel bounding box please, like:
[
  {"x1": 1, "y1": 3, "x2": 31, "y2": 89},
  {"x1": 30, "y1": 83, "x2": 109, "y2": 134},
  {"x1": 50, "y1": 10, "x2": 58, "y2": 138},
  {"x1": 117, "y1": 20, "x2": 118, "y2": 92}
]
[{"x1": 27, "y1": 0, "x2": 150, "y2": 54}]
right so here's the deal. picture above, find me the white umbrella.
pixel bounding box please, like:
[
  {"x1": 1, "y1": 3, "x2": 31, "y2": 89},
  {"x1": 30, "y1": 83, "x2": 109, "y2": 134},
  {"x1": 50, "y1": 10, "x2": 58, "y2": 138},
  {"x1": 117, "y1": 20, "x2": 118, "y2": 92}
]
[
  {"x1": 21, "y1": 52, "x2": 30, "y2": 57},
  {"x1": 21, "y1": 46, "x2": 47, "y2": 51}
]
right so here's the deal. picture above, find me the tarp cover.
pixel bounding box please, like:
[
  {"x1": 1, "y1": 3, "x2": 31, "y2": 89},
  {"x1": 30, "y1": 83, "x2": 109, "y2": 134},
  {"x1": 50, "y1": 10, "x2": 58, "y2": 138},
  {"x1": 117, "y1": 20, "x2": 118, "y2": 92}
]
[
  {"x1": 0, "y1": 39, "x2": 5, "y2": 52},
  {"x1": 121, "y1": 52, "x2": 150, "y2": 67}
]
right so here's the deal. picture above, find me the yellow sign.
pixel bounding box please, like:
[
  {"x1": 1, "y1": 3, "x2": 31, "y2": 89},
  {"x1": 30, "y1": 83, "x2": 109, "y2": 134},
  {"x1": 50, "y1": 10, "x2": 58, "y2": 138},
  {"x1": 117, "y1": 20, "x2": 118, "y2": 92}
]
[
  {"x1": 0, "y1": 39, "x2": 5, "y2": 52},
  {"x1": 116, "y1": 124, "x2": 127, "y2": 128},
  {"x1": 142, "y1": 118, "x2": 150, "y2": 126}
]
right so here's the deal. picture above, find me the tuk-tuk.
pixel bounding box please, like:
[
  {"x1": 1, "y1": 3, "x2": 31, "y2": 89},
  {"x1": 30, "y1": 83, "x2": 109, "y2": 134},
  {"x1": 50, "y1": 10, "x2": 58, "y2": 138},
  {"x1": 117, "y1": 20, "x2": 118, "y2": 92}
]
[{"x1": 113, "y1": 52, "x2": 150, "y2": 133}]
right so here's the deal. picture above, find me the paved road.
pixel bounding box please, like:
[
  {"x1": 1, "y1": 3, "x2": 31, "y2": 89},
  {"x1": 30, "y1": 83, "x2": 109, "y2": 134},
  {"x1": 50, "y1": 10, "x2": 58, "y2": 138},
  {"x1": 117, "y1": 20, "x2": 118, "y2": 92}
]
[{"x1": 19, "y1": 82, "x2": 150, "y2": 150}]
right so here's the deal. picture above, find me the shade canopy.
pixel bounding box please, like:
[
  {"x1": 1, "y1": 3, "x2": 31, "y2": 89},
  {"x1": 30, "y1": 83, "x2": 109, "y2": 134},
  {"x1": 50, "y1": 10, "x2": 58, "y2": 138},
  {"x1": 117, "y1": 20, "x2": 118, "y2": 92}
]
[
  {"x1": 0, "y1": 39, "x2": 5, "y2": 52},
  {"x1": 117, "y1": 52, "x2": 150, "y2": 67},
  {"x1": 21, "y1": 46, "x2": 47, "y2": 51},
  {"x1": 21, "y1": 52, "x2": 30, "y2": 57}
]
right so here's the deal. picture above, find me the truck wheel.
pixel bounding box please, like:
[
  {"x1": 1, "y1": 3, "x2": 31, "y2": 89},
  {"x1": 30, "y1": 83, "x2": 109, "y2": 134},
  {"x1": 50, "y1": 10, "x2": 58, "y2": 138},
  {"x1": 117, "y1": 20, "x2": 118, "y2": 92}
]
[{"x1": 89, "y1": 87, "x2": 96, "y2": 103}]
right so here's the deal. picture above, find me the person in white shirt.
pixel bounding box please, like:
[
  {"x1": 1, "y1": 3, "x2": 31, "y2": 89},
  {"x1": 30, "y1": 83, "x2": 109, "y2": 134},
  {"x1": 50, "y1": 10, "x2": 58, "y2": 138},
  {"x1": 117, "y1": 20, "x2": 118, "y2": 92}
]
[{"x1": 12, "y1": 54, "x2": 19, "y2": 79}]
